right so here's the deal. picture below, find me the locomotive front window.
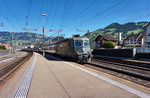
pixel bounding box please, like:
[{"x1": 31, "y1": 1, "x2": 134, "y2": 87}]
[
  {"x1": 84, "y1": 40, "x2": 89, "y2": 47},
  {"x1": 75, "y1": 40, "x2": 83, "y2": 47}
]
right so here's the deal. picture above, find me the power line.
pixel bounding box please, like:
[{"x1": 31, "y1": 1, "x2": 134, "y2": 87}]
[
  {"x1": 60, "y1": 0, "x2": 70, "y2": 28},
  {"x1": 85, "y1": 8, "x2": 149, "y2": 30},
  {"x1": 63, "y1": 0, "x2": 97, "y2": 29},
  {"x1": 96, "y1": 0, "x2": 99, "y2": 15},
  {"x1": 0, "y1": 11, "x2": 20, "y2": 31},
  {"x1": 3, "y1": 0, "x2": 24, "y2": 27},
  {"x1": 146, "y1": 0, "x2": 150, "y2": 16},
  {"x1": 61, "y1": 0, "x2": 75, "y2": 29},
  {"x1": 109, "y1": 7, "x2": 149, "y2": 24},
  {"x1": 123, "y1": 14, "x2": 149, "y2": 22},
  {"x1": 36, "y1": 0, "x2": 44, "y2": 28},
  {"x1": 74, "y1": 0, "x2": 124, "y2": 29},
  {"x1": 26, "y1": 0, "x2": 32, "y2": 26},
  {"x1": 45, "y1": 0, "x2": 54, "y2": 26},
  {"x1": 48, "y1": 0, "x2": 59, "y2": 28},
  {"x1": 80, "y1": 0, "x2": 137, "y2": 29}
]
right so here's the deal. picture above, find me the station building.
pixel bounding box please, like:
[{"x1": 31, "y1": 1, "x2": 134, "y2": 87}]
[{"x1": 94, "y1": 34, "x2": 118, "y2": 49}]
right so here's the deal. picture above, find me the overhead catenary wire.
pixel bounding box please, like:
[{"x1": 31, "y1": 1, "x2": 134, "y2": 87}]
[
  {"x1": 45, "y1": 0, "x2": 55, "y2": 27},
  {"x1": 60, "y1": 0, "x2": 70, "y2": 28},
  {"x1": 146, "y1": 0, "x2": 150, "y2": 16},
  {"x1": 73, "y1": 0, "x2": 124, "y2": 30},
  {"x1": 0, "y1": 11, "x2": 20, "y2": 31},
  {"x1": 26, "y1": 0, "x2": 32, "y2": 26},
  {"x1": 36, "y1": 0, "x2": 44, "y2": 28},
  {"x1": 80, "y1": 0, "x2": 137, "y2": 29},
  {"x1": 81, "y1": 3, "x2": 149, "y2": 37},
  {"x1": 3, "y1": 0, "x2": 24, "y2": 27},
  {"x1": 122, "y1": 14, "x2": 149, "y2": 22},
  {"x1": 48, "y1": 0, "x2": 59, "y2": 29},
  {"x1": 61, "y1": 0, "x2": 75, "y2": 30},
  {"x1": 96, "y1": 0, "x2": 99, "y2": 15},
  {"x1": 63, "y1": 0, "x2": 97, "y2": 29}
]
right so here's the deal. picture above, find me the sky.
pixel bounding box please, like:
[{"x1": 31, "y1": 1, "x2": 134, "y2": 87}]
[{"x1": 0, "y1": 0, "x2": 150, "y2": 38}]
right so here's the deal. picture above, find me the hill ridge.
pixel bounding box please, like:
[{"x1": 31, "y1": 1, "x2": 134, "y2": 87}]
[{"x1": 85, "y1": 22, "x2": 148, "y2": 39}]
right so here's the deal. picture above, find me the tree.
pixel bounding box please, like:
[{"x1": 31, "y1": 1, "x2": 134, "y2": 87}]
[
  {"x1": 89, "y1": 37, "x2": 93, "y2": 49},
  {"x1": 0, "y1": 45, "x2": 6, "y2": 50},
  {"x1": 102, "y1": 41, "x2": 116, "y2": 49}
]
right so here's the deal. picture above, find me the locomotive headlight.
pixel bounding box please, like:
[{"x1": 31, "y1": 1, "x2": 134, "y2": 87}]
[
  {"x1": 88, "y1": 51, "x2": 91, "y2": 54},
  {"x1": 83, "y1": 48, "x2": 85, "y2": 51}
]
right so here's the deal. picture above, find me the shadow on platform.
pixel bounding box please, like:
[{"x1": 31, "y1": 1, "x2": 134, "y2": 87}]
[{"x1": 37, "y1": 52, "x2": 73, "y2": 62}]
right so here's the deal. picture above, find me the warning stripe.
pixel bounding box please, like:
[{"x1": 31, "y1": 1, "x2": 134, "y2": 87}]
[{"x1": 14, "y1": 53, "x2": 37, "y2": 98}]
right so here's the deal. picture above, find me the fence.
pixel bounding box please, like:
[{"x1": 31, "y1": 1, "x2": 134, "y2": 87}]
[{"x1": 92, "y1": 49, "x2": 136, "y2": 58}]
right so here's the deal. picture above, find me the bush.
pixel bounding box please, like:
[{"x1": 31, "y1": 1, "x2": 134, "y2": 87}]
[
  {"x1": 0, "y1": 45, "x2": 6, "y2": 50},
  {"x1": 102, "y1": 41, "x2": 116, "y2": 49}
]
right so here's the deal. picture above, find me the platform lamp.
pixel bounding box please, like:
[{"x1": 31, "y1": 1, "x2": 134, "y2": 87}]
[{"x1": 42, "y1": 14, "x2": 46, "y2": 57}]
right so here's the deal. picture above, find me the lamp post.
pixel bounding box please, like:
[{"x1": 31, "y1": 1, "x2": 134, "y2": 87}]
[{"x1": 42, "y1": 14, "x2": 46, "y2": 56}]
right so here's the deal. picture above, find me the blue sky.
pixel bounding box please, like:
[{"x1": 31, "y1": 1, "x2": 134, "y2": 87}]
[{"x1": 0, "y1": 0, "x2": 150, "y2": 37}]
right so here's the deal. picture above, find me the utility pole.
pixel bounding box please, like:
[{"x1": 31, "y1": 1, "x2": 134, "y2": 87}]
[
  {"x1": 23, "y1": 28, "x2": 62, "y2": 56},
  {"x1": 42, "y1": 14, "x2": 46, "y2": 56},
  {"x1": 23, "y1": 14, "x2": 47, "y2": 56}
]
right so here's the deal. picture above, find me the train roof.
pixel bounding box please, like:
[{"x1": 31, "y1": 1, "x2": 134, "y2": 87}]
[
  {"x1": 72, "y1": 37, "x2": 89, "y2": 40},
  {"x1": 56, "y1": 37, "x2": 89, "y2": 44}
]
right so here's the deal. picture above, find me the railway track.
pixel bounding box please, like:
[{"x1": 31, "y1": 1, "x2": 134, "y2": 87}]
[
  {"x1": 86, "y1": 58, "x2": 150, "y2": 87},
  {"x1": 0, "y1": 51, "x2": 33, "y2": 83}
]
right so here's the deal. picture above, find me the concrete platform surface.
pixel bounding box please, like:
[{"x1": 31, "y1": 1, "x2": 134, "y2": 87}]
[{"x1": 0, "y1": 52, "x2": 150, "y2": 98}]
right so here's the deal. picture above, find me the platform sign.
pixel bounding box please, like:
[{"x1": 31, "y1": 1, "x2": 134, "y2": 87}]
[{"x1": 40, "y1": 39, "x2": 47, "y2": 42}]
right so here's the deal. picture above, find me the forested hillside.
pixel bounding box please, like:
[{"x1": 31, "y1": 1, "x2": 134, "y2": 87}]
[{"x1": 85, "y1": 22, "x2": 148, "y2": 39}]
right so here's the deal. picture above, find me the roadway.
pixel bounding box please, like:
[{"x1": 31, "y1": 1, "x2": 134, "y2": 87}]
[{"x1": 0, "y1": 52, "x2": 150, "y2": 98}]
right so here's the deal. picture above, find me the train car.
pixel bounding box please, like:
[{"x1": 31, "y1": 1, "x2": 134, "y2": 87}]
[
  {"x1": 45, "y1": 44, "x2": 56, "y2": 53},
  {"x1": 56, "y1": 36, "x2": 93, "y2": 63}
]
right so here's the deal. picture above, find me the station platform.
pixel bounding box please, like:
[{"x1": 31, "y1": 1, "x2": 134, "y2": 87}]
[{"x1": 0, "y1": 53, "x2": 150, "y2": 98}]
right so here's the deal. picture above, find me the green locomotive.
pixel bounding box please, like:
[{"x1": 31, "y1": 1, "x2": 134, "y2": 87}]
[{"x1": 56, "y1": 36, "x2": 93, "y2": 63}]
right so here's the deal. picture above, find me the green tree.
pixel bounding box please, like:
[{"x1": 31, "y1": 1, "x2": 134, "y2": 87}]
[
  {"x1": 102, "y1": 41, "x2": 116, "y2": 49},
  {"x1": 89, "y1": 37, "x2": 93, "y2": 49},
  {"x1": 0, "y1": 45, "x2": 6, "y2": 50}
]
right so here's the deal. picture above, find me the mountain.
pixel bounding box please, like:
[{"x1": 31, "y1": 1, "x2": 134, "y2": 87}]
[
  {"x1": 0, "y1": 32, "x2": 59, "y2": 46},
  {"x1": 0, "y1": 22, "x2": 148, "y2": 47},
  {"x1": 85, "y1": 22, "x2": 148, "y2": 40}
]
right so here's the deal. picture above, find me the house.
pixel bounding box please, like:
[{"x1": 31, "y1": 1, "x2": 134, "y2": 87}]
[
  {"x1": 0, "y1": 42, "x2": 10, "y2": 49},
  {"x1": 145, "y1": 22, "x2": 150, "y2": 48},
  {"x1": 124, "y1": 33, "x2": 146, "y2": 47},
  {"x1": 94, "y1": 35, "x2": 118, "y2": 49}
]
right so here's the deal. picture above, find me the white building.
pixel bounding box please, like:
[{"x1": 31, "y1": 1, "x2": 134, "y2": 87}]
[
  {"x1": 118, "y1": 32, "x2": 122, "y2": 42},
  {"x1": 145, "y1": 22, "x2": 150, "y2": 48},
  {"x1": 92, "y1": 37, "x2": 97, "y2": 50},
  {"x1": 124, "y1": 33, "x2": 146, "y2": 47}
]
